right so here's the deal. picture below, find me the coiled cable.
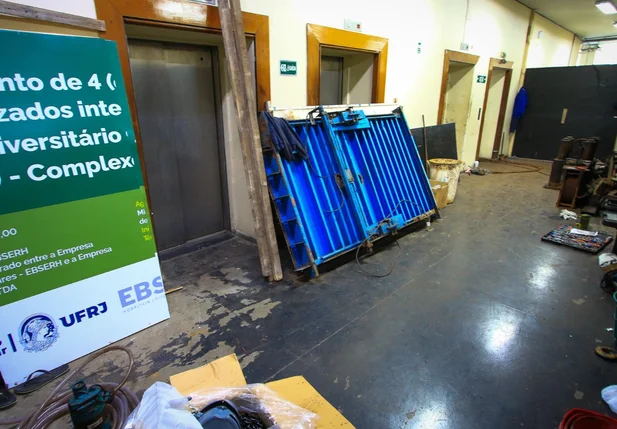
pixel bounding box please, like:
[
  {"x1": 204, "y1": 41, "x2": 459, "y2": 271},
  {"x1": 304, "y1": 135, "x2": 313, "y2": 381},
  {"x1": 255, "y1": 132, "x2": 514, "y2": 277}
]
[{"x1": 0, "y1": 346, "x2": 138, "y2": 429}]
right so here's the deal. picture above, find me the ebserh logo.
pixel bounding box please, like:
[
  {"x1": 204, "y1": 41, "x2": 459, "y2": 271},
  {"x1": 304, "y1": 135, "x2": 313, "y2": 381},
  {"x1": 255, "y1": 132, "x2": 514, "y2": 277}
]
[
  {"x1": 18, "y1": 314, "x2": 59, "y2": 353},
  {"x1": 118, "y1": 276, "x2": 164, "y2": 309}
]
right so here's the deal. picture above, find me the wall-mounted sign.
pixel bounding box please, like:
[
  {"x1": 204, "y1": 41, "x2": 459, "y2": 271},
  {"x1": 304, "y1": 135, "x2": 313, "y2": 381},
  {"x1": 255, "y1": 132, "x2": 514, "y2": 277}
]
[
  {"x1": 0, "y1": 29, "x2": 169, "y2": 386},
  {"x1": 477, "y1": 75, "x2": 487, "y2": 83},
  {"x1": 280, "y1": 60, "x2": 297, "y2": 75}
]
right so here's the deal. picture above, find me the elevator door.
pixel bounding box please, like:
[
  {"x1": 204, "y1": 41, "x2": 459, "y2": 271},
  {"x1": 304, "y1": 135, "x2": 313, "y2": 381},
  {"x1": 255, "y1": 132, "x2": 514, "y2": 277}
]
[{"x1": 129, "y1": 40, "x2": 225, "y2": 251}]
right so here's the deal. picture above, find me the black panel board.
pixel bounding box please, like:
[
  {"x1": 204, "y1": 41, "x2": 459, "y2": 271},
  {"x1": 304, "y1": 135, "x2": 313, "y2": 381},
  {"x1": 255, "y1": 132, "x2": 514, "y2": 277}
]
[
  {"x1": 512, "y1": 65, "x2": 617, "y2": 160},
  {"x1": 411, "y1": 122, "x2": 458, "y2": 163}
]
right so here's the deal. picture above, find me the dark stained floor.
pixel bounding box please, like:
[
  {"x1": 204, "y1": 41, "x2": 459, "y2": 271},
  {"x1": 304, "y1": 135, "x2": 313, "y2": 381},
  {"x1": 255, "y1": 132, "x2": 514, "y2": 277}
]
[{"x1": 5, "y1": 160, "x2": 617, "y2": 428}]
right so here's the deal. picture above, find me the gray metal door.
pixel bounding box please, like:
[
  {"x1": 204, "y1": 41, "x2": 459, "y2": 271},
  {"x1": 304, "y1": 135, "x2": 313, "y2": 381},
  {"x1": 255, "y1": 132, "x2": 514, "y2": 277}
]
[{"x1": 129, "y1": 40, "x2": 225, "y2": 250}]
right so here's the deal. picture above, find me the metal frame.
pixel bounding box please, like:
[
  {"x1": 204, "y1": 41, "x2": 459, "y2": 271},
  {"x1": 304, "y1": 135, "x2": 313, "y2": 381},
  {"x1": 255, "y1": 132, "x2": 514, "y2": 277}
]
[{"x1": 263, "y1": 104, "x2": 436, "y2": 276}]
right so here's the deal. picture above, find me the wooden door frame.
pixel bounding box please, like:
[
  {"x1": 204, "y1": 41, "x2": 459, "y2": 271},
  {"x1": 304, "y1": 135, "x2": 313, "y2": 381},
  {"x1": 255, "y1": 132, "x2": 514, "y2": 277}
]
[
  {"x1": 307, "y1": 23, "x2": 388, "y2": 105},
  {"x1": 94, "y1": 0, "x2": 271, "y2": 205},
  {"x1": 437, "y1": 49, "x2": 480, "y2": 124},
  {"x1": 475, "y1": 58, "x2": 514, "y2": 160}
]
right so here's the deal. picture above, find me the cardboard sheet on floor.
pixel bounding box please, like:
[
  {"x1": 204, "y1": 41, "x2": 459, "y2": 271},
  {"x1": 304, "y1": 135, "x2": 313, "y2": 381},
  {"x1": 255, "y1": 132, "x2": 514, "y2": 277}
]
[{"x1": 170, "y1": 354, "x2": 354, "y2": 428}]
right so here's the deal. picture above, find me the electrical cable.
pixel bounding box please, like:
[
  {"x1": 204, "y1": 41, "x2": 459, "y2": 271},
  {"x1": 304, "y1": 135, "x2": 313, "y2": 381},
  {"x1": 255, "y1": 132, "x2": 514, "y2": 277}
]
[
  {"x1": 489, "y1": 159, "x2": 544, "y2": 175},
  {"x1": 355, "y1": 199, "x2": 418, "y2": 277},
  {"x1": 0, "y1": 346, "x2": 138, "y2": 429}
]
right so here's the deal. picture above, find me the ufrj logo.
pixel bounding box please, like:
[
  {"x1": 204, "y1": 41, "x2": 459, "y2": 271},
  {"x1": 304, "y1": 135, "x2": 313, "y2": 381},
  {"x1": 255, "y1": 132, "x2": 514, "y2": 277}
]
[{"x1": 18, "y1": 314, "x2": 59, "y2": 353}]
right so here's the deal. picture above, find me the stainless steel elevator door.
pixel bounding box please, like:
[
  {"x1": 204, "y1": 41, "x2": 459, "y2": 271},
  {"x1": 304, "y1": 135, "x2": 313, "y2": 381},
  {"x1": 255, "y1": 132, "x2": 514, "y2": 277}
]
[{"x1": 129, "y1": 40, "x2": 225, "y2": 251}]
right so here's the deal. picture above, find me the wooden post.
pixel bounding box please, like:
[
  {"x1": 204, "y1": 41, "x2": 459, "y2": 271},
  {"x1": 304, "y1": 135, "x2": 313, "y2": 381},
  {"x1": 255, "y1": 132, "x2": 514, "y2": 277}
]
[{"x1": 219, "y1": 0, "x2": 283, "y2": 281}]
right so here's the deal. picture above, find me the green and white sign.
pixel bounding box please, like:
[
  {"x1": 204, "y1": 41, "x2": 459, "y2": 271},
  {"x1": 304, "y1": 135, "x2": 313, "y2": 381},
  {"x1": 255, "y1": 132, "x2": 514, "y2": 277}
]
[
  {"x1": 280, "y1": 60, "x2": 297, "y2": 75},
  {"x1": 0, "y1": 30, "x2": 169, "y2": 386},
  {"x1": 477, "y1": 75, "x2": 487, "y2": 83}
]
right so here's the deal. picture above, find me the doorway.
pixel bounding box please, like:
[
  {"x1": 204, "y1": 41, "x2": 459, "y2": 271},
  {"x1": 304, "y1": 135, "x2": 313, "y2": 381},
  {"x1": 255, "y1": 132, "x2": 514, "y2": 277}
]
[
  {"x1": 320, "y1": 49, "x2": 374, "y2": 105},
  {"x1": 307, "y1": 24, "x2": 388, "y2": 106},
  {"x1": 476, "y1": 58, "x2": 514, "y2": 160},
  {"x1": 128, "y1": 40, "x2": 226, "y2": 251},
  {"x1": 437, "y1": 50, "x2": 480, "y2": 160}
]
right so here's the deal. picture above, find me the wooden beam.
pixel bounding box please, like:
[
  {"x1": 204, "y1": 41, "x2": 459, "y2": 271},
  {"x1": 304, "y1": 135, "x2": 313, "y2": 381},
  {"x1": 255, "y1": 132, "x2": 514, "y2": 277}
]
[
  {"x1": 0, "y1": 0, "x2": 105, "y2": 31},
  {"x1": 219, "y1": 0, "x2": 282, "y2": 281}
]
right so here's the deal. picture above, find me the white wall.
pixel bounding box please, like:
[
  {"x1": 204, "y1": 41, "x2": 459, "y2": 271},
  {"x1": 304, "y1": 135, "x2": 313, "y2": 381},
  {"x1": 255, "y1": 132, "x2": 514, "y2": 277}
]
[
  {"x1": 2, "y1": 0, "x2": 580, "y2": 233},
  {"x1": 527, "y1": 14, "x2": 576, "y2": 69},
  {"x1": 4, "y1": 0, "x2": 96, "y2": 18},
  {"x1": 594, "y1": 41, "x2": 617, "y2": 65}
]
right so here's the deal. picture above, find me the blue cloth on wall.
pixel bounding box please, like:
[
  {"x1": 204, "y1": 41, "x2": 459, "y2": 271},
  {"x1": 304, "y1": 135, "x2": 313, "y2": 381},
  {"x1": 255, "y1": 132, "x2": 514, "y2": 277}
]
[{"x1": 510, "y1": 87, "x2": 528, "y2": 132}]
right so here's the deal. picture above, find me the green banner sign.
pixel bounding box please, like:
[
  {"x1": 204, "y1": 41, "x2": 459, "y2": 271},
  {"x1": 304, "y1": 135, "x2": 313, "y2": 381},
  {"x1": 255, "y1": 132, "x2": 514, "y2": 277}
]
[{"x1": 0, "y1": 30, "x2": 157, "y2": 306}]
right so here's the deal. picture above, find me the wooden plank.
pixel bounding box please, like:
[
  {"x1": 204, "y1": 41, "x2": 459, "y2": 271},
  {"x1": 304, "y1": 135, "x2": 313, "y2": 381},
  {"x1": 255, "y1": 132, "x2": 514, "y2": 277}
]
[
  {"x1": 219, "y1": 0, "x2": 282, "y2": 281},
  {"x1": 0, "y1": 0, "x2": 105, "y2": 31}
]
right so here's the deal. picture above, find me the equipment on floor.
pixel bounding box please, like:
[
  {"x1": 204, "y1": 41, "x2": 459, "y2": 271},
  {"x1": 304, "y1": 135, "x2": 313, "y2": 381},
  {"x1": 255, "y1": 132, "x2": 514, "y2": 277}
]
[
  {"x1": 262, "y1": 104, "x2": 437, "y2": 277},
  {"x1": 0, "y1": 346, "x2": 138, "y2": 429},
  {"x1": 193, "y1": 399, "x2": 267, "y2": 429},
  {"x1": 545, "y1": 136, "x2": 574, "y2": 190},
  {"x1": 541, "y1": 224, "x2": 612, "y2": 253},
  {"x1": 547, "y1": 136, "x2": 607, "y2": 209},
  {"x1": 68, "y1": 380, "x2": 112, "y2": 429},
  {"x1": 194, "y1": 400, "x2": 242, "y2": 429}
]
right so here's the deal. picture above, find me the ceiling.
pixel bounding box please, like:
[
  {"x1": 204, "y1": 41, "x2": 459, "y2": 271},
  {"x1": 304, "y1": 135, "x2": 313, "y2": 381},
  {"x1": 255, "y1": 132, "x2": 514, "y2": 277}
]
[{"x1": 517, "y1": 0, "x2": 617, "y2": 40}]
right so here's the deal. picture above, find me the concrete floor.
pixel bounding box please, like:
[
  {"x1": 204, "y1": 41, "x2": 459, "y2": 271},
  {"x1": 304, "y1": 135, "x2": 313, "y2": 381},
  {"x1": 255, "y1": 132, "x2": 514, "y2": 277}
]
[{"x1": 4, "y1": 160, "x2": 617, "y2": 428}]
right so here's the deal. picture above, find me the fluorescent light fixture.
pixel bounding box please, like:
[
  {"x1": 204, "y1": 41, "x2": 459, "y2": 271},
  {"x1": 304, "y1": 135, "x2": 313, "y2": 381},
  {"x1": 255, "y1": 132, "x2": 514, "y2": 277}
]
[{"x1": 596, "y1": 1, "x2": 617, "y2": 14}]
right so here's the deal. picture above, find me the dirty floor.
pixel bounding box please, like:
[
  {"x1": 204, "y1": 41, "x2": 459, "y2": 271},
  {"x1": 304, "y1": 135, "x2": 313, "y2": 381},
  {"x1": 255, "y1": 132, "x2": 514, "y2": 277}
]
[{"x1": 5, "y1": 160, "x2": 617, "y2": 428}]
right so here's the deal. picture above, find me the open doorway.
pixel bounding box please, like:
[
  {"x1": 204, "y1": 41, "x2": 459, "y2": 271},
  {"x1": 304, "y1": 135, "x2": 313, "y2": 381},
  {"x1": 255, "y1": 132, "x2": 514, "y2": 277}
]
[
  {"x1": 476, "y1": 58, "x2": 514, "y2": 160},
  {"x1": 320, "y1": 48, "x2": 374, "y2": 105},
  {"x1": 307, "y1": 24, "x2": 387, "y2": 106},
  {"x1": 437, "y1": 50, "x2": 480, "y2": 160}
]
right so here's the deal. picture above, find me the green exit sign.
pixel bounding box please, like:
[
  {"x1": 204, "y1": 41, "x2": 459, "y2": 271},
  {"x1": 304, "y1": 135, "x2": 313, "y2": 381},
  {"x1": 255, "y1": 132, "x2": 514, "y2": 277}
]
[
  {"x1": 280, "y1": 60, "x2": 297, "y2": 75},
  {"x1": 477, "y1": 75, "x2": 487, "y2": 83}
]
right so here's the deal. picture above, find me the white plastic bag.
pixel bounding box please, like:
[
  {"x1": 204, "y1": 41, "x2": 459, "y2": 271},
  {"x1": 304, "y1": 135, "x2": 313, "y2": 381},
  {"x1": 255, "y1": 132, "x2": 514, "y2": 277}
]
[
  {"x1": 124, "y1": 382, "x2": 201, "y2": 429},
  {"x1": 560, "y1": 209, "x2": 577, "y2": 220},
  {"x1": 599, "y1": 253, "x2": 617, "y2": 268},
  {"x1": 602, "y1": 385, "x2": 617, "y2": 413}
]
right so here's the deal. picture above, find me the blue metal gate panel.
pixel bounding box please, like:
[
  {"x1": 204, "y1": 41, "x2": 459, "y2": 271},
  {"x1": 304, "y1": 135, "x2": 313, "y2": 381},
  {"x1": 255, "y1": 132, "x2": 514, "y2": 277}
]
[
  {"x1": 284, "y1": 120, "x2": 365, "y2": 264},
  {"x1": 263, "y1": 106, "x2": 437, "y2": 276},
  {"x1": 331, "y1": 111, "x2": 436, "y2": 234}
]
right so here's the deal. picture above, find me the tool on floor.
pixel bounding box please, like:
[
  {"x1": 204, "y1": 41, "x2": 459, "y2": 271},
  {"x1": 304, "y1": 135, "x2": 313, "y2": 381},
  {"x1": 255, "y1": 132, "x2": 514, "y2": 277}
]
[{"x1": 541, "y1": 224, "x2": 612, "y2": 253}]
